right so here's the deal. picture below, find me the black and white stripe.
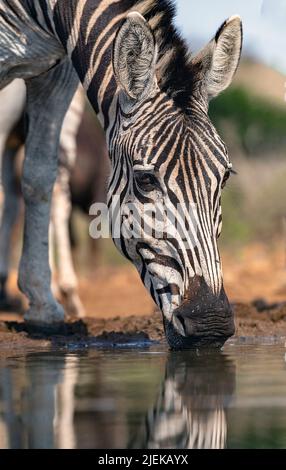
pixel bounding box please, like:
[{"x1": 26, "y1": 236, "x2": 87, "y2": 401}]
[{"x1": 131, "y1": 354, "x2": 235, "y2": 449}]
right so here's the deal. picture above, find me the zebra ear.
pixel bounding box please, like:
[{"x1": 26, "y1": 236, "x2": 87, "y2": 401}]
[
  {"x1": 113, "y1": 12, "x2": 158, "y2": 102},
  {"x1": 192, "y1": 16, "x2": 242, "y2": 102}
]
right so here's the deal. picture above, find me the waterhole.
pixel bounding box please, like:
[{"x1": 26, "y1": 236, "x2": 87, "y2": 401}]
[{"x1": 0, "y1": 338, "x2": 286, "y2": 449}]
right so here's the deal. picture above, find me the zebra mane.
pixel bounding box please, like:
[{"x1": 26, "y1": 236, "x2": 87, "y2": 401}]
[{"x1": 134, "y1": 0, "x2": 196, "y2": 110}]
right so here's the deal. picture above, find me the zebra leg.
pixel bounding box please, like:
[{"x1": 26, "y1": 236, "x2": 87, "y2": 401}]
[
  {"x1": 49, "y1": 214, "x2": 61, "y2": 300},
  {"x1": 0, "y1": 80, "x2": 26, "y2": 308},
  {"x1": 51, "y1": 87, "x2": 85, "y2": 319},
  {"x1": 18, "y1": 59, "x2": 79, "y2": 327},
  {"x1": 0, "y1": 138, "x2": 9, "y2": 303},
  {"x1": 51, "y1": 165, "x2": 85, "y2": 319},
  {"x1": 0, "y1": 146, "x2": 22, "y2": 310}
]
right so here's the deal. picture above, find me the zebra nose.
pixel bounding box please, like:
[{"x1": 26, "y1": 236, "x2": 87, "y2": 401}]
[{"x1": 164, "y1": 277, "x2": 235, "y2": 350}]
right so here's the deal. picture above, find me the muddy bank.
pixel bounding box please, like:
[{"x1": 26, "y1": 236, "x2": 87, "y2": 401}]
[{"x1": 0, "y1": 301, "x2": 286, "y2": 356}]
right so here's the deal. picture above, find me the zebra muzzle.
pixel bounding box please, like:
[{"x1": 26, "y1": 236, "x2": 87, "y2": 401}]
[{"x1": 164, "y1": 277, "x2": 235, "y2": 350}]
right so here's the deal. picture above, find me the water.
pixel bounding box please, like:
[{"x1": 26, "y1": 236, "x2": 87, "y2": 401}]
[{"x1": 0, "y1": 339, "x2": 286, "y2": 449}]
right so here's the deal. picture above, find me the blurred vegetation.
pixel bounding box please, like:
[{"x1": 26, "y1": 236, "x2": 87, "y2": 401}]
[
  {"x1": 209, "y1": 85, "x2": 286, "y2": 248},
  {"x1": 209, "y1": 86, "x2": 286, "y2": 156},
  {"x1": 220, "y1": 163, "x2": 286, "y2": 247}
]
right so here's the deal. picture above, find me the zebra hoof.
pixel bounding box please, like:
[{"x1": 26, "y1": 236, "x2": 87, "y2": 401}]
[
  {"x1": 60, "y1": 290, "x2": 86, "y2": 320},
  {"x1": 24, "y1": 320, "x2": 67, "y2": 336},
  {"x1": 24, "y1": 301, "x2": 65, "y2": 332}
]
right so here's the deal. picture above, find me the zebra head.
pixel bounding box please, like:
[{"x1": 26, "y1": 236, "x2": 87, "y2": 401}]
[{"x1": 109, "y1": 11, "x2": 243, "y2": 349}]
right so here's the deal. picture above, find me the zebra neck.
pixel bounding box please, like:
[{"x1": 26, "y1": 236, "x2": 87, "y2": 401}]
[{"x1": 50, "y1": 0, "x2": 148, "y2": 134}]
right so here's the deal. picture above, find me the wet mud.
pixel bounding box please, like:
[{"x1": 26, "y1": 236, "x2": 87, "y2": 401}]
[
  {"x1": 1, "y1": 246, "x2": 286, "y2": 355},
  {"x1": 0, "y1": 301, "x2": 286, "y2": 356}
]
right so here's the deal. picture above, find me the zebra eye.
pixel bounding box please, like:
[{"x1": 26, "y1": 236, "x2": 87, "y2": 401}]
[{"x1": 134, "y1": 172, "x2": 160, "y2": 192}]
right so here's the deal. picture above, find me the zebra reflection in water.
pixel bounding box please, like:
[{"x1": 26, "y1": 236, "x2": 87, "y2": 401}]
[
  {"x1": 0, "y1": 350, "x2": 235, "y2": 449},
  {"x1": 132, "y1": 353, "x2": 235, "y2": 449}
]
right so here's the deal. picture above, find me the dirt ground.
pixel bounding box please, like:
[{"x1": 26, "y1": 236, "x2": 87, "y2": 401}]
[{"x1": 1, "y1": 243, "x2": 286, "y2": 353}]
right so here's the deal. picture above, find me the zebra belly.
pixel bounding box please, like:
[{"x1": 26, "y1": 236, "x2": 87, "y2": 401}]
[{"x1": 0, "y1": 0, "x2": 64, "y2": 89}]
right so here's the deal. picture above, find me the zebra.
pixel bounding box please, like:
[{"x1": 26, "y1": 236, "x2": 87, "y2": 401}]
[
  {"x1": 0, "y1": 0, "x2": 242, "y2": 349},
  {"x1": 0, "y1": 80, "x2": 86, "y2": 318},
  {"x1": 131, "y1": 353, "x2": 235, "y2": 449}
]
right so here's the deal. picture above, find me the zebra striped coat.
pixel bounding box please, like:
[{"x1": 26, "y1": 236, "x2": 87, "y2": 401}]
[{"x1": 0, "y1": 0, "x2": 242, "y2": 348}]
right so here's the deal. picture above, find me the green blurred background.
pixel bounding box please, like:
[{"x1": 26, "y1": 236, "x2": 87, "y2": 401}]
[{"x1": 210, "y1": 59, "x2": 286, "y2": 248}]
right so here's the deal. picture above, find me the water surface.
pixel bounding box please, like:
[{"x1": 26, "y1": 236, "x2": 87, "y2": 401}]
[{"x1": 0, "y1": 339, "x2": 286, "y2": 449}]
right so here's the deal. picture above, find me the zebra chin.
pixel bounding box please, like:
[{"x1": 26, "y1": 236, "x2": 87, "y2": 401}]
[{"x1": 162, "y1": 277, "x2": 235, "y2": 350}]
